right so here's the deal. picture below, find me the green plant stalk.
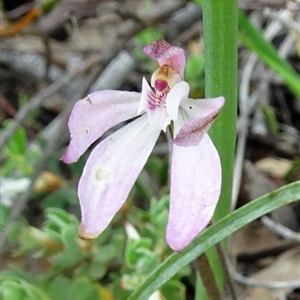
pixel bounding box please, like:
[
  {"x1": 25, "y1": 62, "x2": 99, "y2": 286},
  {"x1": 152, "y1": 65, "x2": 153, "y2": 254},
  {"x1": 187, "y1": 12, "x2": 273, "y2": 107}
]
[
  {"x1": 202, "y1": 0, "x2": 238, "y2": 292},
  {"x1": 128, "y1": 181, "x2": 300, "y2": 299},
  {"x1": 203, "y1": 0, "x2": 238, "y2": 221}
]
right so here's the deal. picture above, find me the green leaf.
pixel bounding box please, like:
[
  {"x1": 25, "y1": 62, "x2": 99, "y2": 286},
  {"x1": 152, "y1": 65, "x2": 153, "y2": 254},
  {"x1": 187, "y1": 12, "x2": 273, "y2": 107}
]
[
  {"x1": 41, "y1": 186, "x2": 78, "y2": 209},
  {"x1": 135, "y1": 177, "x2": 152, "y2": 202},
  {"x1": 53, "y1": 225, "x2": 83, "y2": 268},
  {"x1": 285, "y1": 157, "x2": 300, "y2": 182},
  {"x1": 66, "y1": 277, "x2": 100, "y2": 300},
  {"x1": 0, "y1": 204, "x2": 10, "y2": 232},
  {"x1": 0, "y1": 281, "x2": 27, "y2": 300},
  {"x1": 6, "y1": 126, "x2": 27, "y2": 155},
  {"x1": 49, "y1": 275, "x2": 71, "y2": 300},
  {"x1": 185, "y1": 54, "x2": 205, "y2": 98},
  {"x1": 41, "y1": 0, "x2": 62, "y2": 14},
  {"x1": 128, "y1": 181, "x2": 300, "y2": 299},
  {"x1": 0, "y1": 267, "x2": 36, "y2": 285},
  {"x1": 161, "y1": 280, "x2": 186, "y2": 300},
  {"x1": 195, "y1": 272, "x2": 209, "y2": 300},
  {"x1": 262, "y1": 105, "x2": 279, "y2": 135},
  {"x1": 125, "y1": 238, "x2": 153, "y2": 266},
  {"x1": 0, "y1": 275, "x2": 50, "y2": 300},
  {"x1": 22, "y1": 281, "x2": 51, "y2": 300},
  {"x1": 145, "y1": 156, "x2": 163, "y2": 175},
  {"x1": 136, "y1": 28, "x2": 164, "y2": 46},
  {"x1": 238, "y1": 11, "x2": 300, "y2": 99},
  {"x1": 86, "y1": 244, "x2": 117, "y2": 279},
  {"x1": 45, "y1": 207, "x2": 78, "y2": 232}
]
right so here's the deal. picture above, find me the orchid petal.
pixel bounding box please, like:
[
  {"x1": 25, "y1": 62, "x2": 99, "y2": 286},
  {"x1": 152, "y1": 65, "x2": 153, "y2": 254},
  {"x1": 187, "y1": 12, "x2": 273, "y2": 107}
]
[
  {"x1": 138, "y1": 77, "x2": 151, "y2": 114},
  {"x1": 180, "y1": 96, "x2": 225, "y2": 121},
  {"x1": 143, "y1": 40, "x2": 186, "y2": 77},
  {"x1": 78, "y1": 114, "x2": 160, "y2": 239},
  {"x1": 173, "y1": 96, "x2": 225, "y2": 146},
  {"x1": 166, "y1": 134, "x2": 222, "y2": 251},
  {"x1": 166, "y1": 81, "x2": 190, "y2": 120},
  {"x1": 62, "y1": 91, "x2": 141, "y2": 164}
]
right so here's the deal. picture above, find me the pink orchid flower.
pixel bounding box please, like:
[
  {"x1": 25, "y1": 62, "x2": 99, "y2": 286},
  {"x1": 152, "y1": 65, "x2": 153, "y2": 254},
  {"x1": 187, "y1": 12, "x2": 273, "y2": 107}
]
[{"x1": 62, "y1": 40, "x2": 225, "y2": 251}]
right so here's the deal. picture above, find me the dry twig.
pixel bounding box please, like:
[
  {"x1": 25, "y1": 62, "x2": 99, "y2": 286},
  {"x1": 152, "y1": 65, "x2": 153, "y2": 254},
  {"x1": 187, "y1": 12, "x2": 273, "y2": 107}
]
[
  {"x1": 0, "y1": 53, "x2": 102, "y2": 149},
  {"x1": 230, "y1": 265, "x2": 300, "y2": 289},
  {"x1": 261, "y1": 216, "x2": 300, "y2": 242}
]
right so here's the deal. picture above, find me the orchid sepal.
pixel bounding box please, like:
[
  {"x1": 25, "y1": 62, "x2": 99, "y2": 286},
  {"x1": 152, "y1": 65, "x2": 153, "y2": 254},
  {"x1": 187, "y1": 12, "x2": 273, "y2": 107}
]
[{"x1": 62, "y1": 90, "x2": 141, "y2": 164}]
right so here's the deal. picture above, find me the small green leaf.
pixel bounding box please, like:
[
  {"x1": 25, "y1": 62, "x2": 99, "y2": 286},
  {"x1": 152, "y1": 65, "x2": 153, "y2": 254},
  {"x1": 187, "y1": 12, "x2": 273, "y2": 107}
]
[
  {"x1": 125, "y1": 238, "x2": 153, "y2": 266},
  {"x1": 22, "y1": 281, "x2": 51, "y2": 300},
  {"x1": 262, "y1": 105, "x2": 279, "y2": 134},
  {"x1": 161, "y1": 280, "x2": 186, "y2": 300},
  {"x1": 45, "y1": 207, "x2": 78, "y2": 232},
  {"x1": 135, "y1": 177, "x2": 152, "y2": 202},
  {"x1": 195, "y1": 272, "x2": 209, "y2": 300},
  {"x1": 54, "y1": 225, "x2": 83, "y2": 268},
  {"x1": 67, "y1": 277, "x2": 100, "y2": 300},
  {"x1": 145, "y1": 156, "x2": 163, "y2": 175},
  {"x1": 86, "y1": 245, "x2": 117, "y2": 279},
  {"x1": 136, "y1": 28, "x2": 164, "y2": 46},
  {"x1": 285, "y1": 157, "x2": 300, "y2": 182},
  {"x1": 49, "y1": 275, "x2": 71, "y2": 300},
  {"x1": 1, "y1": 281, "x2": 26, "y2": 300},
  {"x1": 0, "y1": 204, "x2": 10, "y2": 232},
  {"x1": 6, "y1": 126, "x2": 27, "y2": 155}
]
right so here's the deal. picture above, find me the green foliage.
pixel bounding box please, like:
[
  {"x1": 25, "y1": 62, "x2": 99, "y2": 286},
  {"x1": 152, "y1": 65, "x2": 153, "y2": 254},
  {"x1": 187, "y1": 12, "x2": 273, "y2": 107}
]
[
  {"x1": 285, "y1": 157, "x2": 300, "y2": 182},
  {"x1": 18, "y1": 94, "x2": 38, "y2": 121},
  {"x1": 136, "y1": 27, "x2": 164, "y2": 47},
  {"x1": 1, "y1": 270, "x2": 51, "y2": 300},
  {"x1": 185, "y1": 53, "x2": 205, "y2": 98},
  {"x1": 145, "y1": 155, "x2": 169, "y2": 187},
  {"x1": 41, "y1": 0, "x2": 62, "y2": 14},
  {"x1": 134, "y1": 28, "x2": 164, "y2": 73},
  {"x1": 0, "y1": 204, "x2": 10, "y2": 232},
  {"x1": 195, "y1": 273, "x2": 209, "y2": 300},
  {"x1": 48, "y1": 276, "x2": 101, "y2": 300},
  {"x1": 1, "y1": 270, "x2": 102, "y2": 300},
  {"x1": 161, "y1": 280, "x2": 186, "y2": 300},
  {"x1": 262, "y1": 105, "x2": 279, "y2": 135},
  {"x1": 1, "y1": 120, "x2": 40, "y2": 176},
  {"x1": 3, "y1": 191, "x2": 190, "y2": 299},
  {"x1": 41, "y1": 186, "x2": 79, "y2": 210}
]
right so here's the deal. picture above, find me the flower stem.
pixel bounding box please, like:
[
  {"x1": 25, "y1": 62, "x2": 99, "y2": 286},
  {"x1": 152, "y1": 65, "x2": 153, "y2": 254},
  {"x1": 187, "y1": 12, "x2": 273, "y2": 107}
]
[
  {"x1": 202, "y1": 0, "x2": 238, "y2": 292},
  {"x1": 202, "y1": 0, "x2": 238, "y2": 223}
]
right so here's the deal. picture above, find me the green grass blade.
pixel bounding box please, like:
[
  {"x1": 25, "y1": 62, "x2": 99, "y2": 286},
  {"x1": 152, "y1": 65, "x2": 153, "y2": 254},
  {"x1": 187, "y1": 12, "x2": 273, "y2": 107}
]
[{"x1": 239, "y1": 11, "x2": 300, "y2": 99}]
